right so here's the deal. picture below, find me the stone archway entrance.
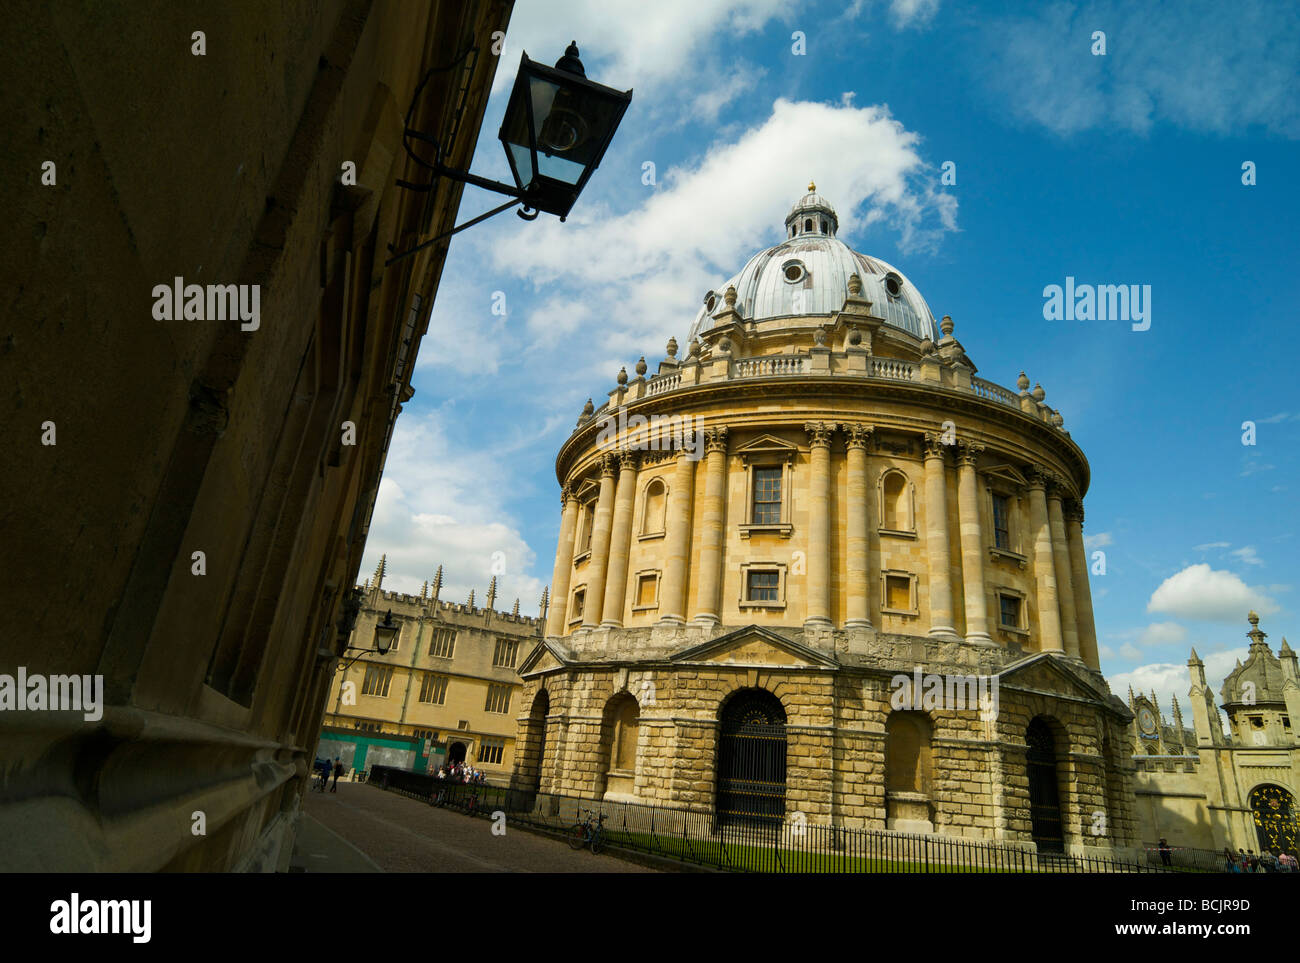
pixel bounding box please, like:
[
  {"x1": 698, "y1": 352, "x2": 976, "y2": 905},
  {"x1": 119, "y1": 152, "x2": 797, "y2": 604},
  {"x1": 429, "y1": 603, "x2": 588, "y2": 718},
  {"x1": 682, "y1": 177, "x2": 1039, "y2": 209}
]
[
  {"x1": 715, "y1": 688, "x2": 786, "y2": 827},
  {"x1": 1026, "y1": 717, "x2": 1064, "y2": 853},
  {"x1": 1250, "y1": 784, "x2": 1299, "y2": 860},
  {"x1": 448, "y1": 741, "x2": 467, "y2": 765}
]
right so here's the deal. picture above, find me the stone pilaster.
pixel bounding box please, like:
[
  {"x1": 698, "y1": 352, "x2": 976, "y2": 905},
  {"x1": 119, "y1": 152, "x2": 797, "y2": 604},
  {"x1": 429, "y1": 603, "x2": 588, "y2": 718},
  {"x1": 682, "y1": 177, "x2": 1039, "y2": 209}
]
[
  {"x1": 657, "y1": 449, "x2": 697, "y2": 624},
  {"x1": 692, "y1": 427, "x2": 729, "y2": 625},
  {"x1": 1046, "y1": 478, "x2": 1081, "y2": 660},
  {"x1": 922, "y1": 433, "x2": 959, "y2": 639},
  {"x1": 1026, "y1": 468, "x2": 1064, "y2": 654},
  {"x1": 582, "y1": 454, "x2": 618, "y2": 628},
  {"x1": 546, "y1": 486, "x2": 580, "y2": 636},
  {"x1": 600, "y1": 450, "x2": 640, "y2": 627},
  {"x1": 1065, "y1": 502, "x2": 1098, "y2": 667},
  {"x1": 804, "y1": 422, "x2": 835, "y2": 629},
  {"x1": 956, "y1": 442, "x2": 993, "y2": 644},
  {"x1": 843, "y1": 424, "x2": 874, "y2": 628}
]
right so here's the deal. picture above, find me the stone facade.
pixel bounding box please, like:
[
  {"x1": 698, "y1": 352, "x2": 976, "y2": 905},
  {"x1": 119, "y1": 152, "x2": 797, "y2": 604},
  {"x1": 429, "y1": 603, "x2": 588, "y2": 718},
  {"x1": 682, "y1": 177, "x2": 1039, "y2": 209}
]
[
  {"x1": 318, "y1": 559, "x2": 542, "y2": 780},
  {"x1": 0, "y1": 0, "x2": 512, "y2": 870},
  {"x1": 511, "y1": 188, "x2": 1139, "y2": 858},
  {"x1": 1133, "y1": 613, "x2": 1300, "y2": 858}
]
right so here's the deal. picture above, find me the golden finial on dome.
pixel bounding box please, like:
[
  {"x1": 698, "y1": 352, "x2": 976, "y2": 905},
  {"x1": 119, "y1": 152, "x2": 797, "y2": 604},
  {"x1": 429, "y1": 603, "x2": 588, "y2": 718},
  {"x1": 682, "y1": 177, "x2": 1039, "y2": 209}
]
[{"x1": 808, "y1": 180, "x2": 816, "y2": 193}]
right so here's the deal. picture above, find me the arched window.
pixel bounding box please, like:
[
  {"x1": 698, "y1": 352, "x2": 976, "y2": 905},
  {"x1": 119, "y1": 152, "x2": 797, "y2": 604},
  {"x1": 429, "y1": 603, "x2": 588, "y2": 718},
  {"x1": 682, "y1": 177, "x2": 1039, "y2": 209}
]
[
  {"x1": 881, "y1": 469, "x2": 912, "y2": 532},
  {"x1": 885, "y1": 711, "x2": 934, "y2": 831},
  {"x1": 578, "y1": 501, "x2": 596, "y2": 555},
  {"x1": 804, "y1": 218, "x2": 812, "y2": 233},
  {"x1": 641, "y1": 478, "x2": 667, "y2": 535},
  {"x1": 600, "y1": 692, "x2": 640, "y2": 799},
  {"x1": 716, "y1": 688, "x2": 787, "y2": 826},
  {"x1": 821, "y1": 218, "x2": 828, "y2": 234}
]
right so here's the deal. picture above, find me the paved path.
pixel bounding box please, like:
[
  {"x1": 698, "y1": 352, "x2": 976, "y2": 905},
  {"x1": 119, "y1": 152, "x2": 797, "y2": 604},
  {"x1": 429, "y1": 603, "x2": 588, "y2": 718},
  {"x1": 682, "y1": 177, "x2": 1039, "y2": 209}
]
[{"x1": 297, "y1": 781, "x2": 659, "y2": 873}]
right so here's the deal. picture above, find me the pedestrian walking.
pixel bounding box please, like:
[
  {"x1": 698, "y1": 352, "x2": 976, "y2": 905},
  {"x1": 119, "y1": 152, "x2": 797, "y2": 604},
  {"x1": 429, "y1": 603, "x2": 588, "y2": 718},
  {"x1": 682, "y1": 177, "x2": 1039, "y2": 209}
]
[
  {"x1": 331, "y1": 760, "x2": 343, "y2": 792},
  {"x1": 1158, "y1": 838, "x2": 1172, "y2": 867}
]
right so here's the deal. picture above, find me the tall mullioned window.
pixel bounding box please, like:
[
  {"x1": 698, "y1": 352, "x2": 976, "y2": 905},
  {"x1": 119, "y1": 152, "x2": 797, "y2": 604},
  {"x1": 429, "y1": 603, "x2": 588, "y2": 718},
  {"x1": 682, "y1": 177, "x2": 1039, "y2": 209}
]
[
  {"x1": 419, "y1": 673, "x2": 448, "y2": 705},
  {"x1": 992, "y1": 493, "x2": 1011, "y2": 550},
  {"x1": 360, "y1": 665, "x2": 394, "y2": 697},
  {"x1": 428, "y1": 627, "x2": 456, "y2": 659},
  {"x1": 485, "y1": 684, "x2": 512, "y2": 714},
  {"x1": 752, "y1": 467, "x2": 782, "y2": 524},
  {"x1": 492, "y1": 637, "x2": 519, "y2": 668},
  {"x1": 477, "y1": 739, "x2": 505, "y2": 765}
]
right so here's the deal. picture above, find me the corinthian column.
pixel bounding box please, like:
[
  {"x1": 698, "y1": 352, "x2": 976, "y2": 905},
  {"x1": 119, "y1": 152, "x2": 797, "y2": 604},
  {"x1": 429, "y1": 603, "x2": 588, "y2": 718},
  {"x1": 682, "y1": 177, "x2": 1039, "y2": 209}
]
[
  {"x1": 923, "y1": 433, "x2": 959, "y2": 639},
  {"x1": 546, "y1": 486, "x2": 580, "y2": 636},
  {"x1": 804, "y1": 422, "x2": 835, "y2": 629},
  {"x1": 692, "y1": 427, "x2": 729, "y2": 625},
  {"x1": 657, "y1": 449, "x2": 697, "y2": 624},
  {"x1": 582, "y1": 454, "x2": 618, "y2": 628},
  {"x1": 1027, "y1": 468, "x2": 1064, "y2": 653},
  {"x1": 1065, "y1": 502, "x2": 1099, "y2": 668},
  {"x1": 1046, "y1": 479, "x2": 1081, "y2": 660},
  {"x1": 956, "y1": 443, "x2": 993, "y2": 645},
  {"x1": 600, "y1": 450, "x2": 640, "y2": 627},
  {"x1": 843, "y1": 424, "x2": 874, "y2": 629}
]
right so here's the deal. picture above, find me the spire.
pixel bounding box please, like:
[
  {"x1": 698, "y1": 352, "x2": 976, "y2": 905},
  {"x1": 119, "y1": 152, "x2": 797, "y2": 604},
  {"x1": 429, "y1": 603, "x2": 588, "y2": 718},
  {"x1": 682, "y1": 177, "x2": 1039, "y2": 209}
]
[
  {"x1": 540, "y1": 586, "x2": 550, "y2": 620},
  {"x1": 420, "y1": 580, "x2": 428, "y2": 603},
  {"x1": 1127, "y1": 684, "x2": 1134, "y2": 708},
  {"x1": 512, "y1": 598, "x2": 520, "y2": 617},
  {"x1": 431, "y1": 565, "x2": 443, "y2": 602},
  {"x1": 467, "y1": 589, "x2": 475, "y2": 610},
  {"x1": 486, "y1": 576, "x2": 498, "y2": 611},
  {"x1": 372, "y1": 554, "x2": 387, "y2": 592}
]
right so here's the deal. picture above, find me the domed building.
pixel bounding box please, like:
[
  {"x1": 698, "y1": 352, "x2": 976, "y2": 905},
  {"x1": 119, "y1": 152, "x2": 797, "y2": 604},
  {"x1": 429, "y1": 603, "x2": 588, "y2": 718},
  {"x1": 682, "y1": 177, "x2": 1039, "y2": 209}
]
[{"x1": 512, "y1": 185, "x2": 1139, "y2": 857}]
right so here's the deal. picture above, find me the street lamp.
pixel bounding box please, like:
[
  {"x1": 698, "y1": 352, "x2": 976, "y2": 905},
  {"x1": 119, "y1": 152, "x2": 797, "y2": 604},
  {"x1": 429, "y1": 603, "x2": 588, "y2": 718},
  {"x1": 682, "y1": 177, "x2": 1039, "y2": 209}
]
[
  {"x1": 373, "y1": 610, "x2": 399, "y2": 655},
  {"x1": 387, "y1": 41, "x2": 632, "y2": 265}
]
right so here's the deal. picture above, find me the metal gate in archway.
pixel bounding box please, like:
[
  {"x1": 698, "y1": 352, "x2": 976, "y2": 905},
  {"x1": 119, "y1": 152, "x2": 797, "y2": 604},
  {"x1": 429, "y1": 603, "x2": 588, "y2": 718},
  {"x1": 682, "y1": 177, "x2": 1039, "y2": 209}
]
[
  {"x1": 1026, "y1": 718, "x2": 1064, "y2": 853},
  {"x1": 715, "y1": 689, "x2": 786, "y2": 827},
  {"x1": 1250, "y1": 784, "x2": 1299, "y2": 860}
]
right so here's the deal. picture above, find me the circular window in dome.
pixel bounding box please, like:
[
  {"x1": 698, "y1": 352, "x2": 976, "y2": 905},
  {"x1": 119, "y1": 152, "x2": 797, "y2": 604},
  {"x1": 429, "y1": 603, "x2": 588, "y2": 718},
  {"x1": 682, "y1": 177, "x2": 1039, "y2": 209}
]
[
  {"x1": 782, "y1": 260, "x2": 806, "y2": 283},
  {"x1": 884, "y1": 273, "x2": 903, "y2": 298},
  {"x1": 704, "y1": 291, "x2": 717, "y2": 313}
]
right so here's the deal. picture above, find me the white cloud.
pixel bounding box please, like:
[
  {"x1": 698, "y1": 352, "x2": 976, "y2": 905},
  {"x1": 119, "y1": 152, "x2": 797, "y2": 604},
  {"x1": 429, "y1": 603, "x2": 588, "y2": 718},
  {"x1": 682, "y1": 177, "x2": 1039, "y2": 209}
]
[
  {"x1": 973, "y1": 1, "x2": 1300, "y2": 139},
  {"x1": 1084, "y1": 531, "x2": 1112, "y2": 550},
  {"x1": 889, "y1": 0, "x2": 939, "y2": 28},
  {"x1": 1108, "y1": 649, "x2": 1241, "y2": 735},
  {"x1": 1147, "y1": 564, "x2": 1278, "y2": 622},
  {"x1": 1229, "y1": 546, "x2": 1264, "y2": 567},
  {"x1": 1193, "y1": 541, "x2": 1230, "y2": 551},
  {"x1": 1138, "y1": 622, "x2": 1187, "y2": 646},
  {"x1": 358, "y1": 412, "x2": 545, "y2": 612},
  {"x1": 687, "y1": 64, "x2": 766, "y2": 123}
]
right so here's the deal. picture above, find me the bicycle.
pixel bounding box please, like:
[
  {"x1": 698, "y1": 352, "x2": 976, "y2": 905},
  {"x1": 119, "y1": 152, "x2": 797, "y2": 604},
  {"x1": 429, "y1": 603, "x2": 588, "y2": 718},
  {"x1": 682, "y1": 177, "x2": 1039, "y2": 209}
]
[{"x1": 567, "y1": 808, "x2": 607, "y2": 854}]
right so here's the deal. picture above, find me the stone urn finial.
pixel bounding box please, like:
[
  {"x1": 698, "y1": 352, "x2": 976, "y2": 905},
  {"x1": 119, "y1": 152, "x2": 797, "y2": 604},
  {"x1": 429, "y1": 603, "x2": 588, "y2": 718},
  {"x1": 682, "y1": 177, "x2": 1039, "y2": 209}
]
[
  {"x1": 1051, "y1": 412, "x2": 1064, "y2": 428},
  {"x1": 1017, "y1": 371, "x2": 1030, "y2": 391},
  {"x1": 581, "y1": 397, "x2": 594, "y2": 417},
  {"x1": 635, "y1": 356, "x2": 647, "y2": 377},
  {"x1": 940, "y1": 315, "x2": 954, "y2": 336},
  {"x1": 617, "y1": 366, "x2": 628, "y2": 386},
  {"x1": 688, "y1": 338, "x2": 701, "y2": 358},
  {"x1": 920, "y1": 337, "x2": 934, "y2": 356},
  {"x1": 847, "y1": 273, "x2": 863, "y2": 297},
  {"x1": 1248, "y1": 610, "x2": 1260, "y2": 626},
  {"x1": 813, "y1": 326, "x2": 827, "y2": 346},
  {"x1": 1031, "y1": 383, "x2": 1046, "y2": 402},
  {"x1": 725, "y1": 285, "x2": 737, "y2": 308},
  {"x1": 666, "y1": 336, "x2": 678, "y2": 359}
]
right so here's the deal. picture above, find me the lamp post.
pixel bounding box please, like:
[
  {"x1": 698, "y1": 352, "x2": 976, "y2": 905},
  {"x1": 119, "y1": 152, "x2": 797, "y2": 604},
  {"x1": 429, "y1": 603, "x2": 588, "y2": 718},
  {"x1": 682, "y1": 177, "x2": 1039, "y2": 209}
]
[
  {"x1": 387, "y1": 41, "x2": 632, "y2": 265},
  {"x1": 336, "y1": 607, "x2": 401, "y2": 671}
]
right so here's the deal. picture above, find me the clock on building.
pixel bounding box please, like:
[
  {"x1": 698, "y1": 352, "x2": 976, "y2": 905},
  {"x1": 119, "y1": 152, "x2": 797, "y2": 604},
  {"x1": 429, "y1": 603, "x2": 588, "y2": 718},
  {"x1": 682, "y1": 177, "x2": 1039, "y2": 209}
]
[{"x1": 1138, "y1": 706, "x2": 1157, "y2": 737}]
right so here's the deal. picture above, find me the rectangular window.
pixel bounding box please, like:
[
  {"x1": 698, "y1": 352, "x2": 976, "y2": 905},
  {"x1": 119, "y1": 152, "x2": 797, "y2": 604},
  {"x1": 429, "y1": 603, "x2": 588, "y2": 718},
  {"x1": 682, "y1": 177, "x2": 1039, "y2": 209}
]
[
  {"x1": 885, "y1": 575, "x2": 912, "y2": 611},
  {"x1": 353, "y1": 719, "x2": 382, "y2": 733},
  {"x1": 752, "y1": 467, "x2": 782, "y2": 524},
  {"x1": 581, "y1": 503, "x2": 596, "y2": 553},
  {"x1": 477, "y1": 738, "x2": 505, "y2": 765},
  {"x1": 360, "y1": 664, "x2": 394, "y2": 697},
  {"x1": 999, "y1": 594, "x2": 1021, "y2": 629},
  {"x1": 747, "y1": 569, "x2": 779, "y2": 602},
  {"x1": 572, "y1": 589, "x2": 585, "y2": 622},
  {"x1": 428, "y1": 627, "x2": 456, "y2": 659},
  {"x1": 418, "y1": 673, "x2": 448, "y2": 705},
  {"x1": 992, "y1": 493, "x2": 1011, "y2": 550},
  {"x1": 636, "y1": 574, "x2": 658, "y2": 607},
  {"x1": 485, "y1": 684, "x2": 512, "y2": 714},
  {"x1": 492, "y1": 637, "x2": 519, "y2": 668}
]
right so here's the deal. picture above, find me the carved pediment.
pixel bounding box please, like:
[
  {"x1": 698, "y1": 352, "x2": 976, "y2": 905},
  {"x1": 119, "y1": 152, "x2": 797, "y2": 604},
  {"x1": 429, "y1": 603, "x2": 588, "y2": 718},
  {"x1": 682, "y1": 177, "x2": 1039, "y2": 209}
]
[
  {"x1": 982, "y1": 464, "x2": 1028, "y2": 490},
  {"x1": 997, "y1": 654, "x2": 1118, "y2": 711},
  {"x1": 671, "y1": 625, "x2": 837, "y2": 668},
  {"x1": 734, "y1": 433, "x2": 800, "y2": 464},
  {"x1": 518, "y1": 639, "x2": 569, "y2": 676}
]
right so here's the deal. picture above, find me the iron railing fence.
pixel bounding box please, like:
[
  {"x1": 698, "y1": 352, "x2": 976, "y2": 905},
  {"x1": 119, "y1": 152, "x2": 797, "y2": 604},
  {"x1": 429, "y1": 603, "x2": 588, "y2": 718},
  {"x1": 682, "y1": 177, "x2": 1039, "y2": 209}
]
[
  {"x1": 1143, "y1": 843, "x2": 1246, "y2": 873},
  {"x1": 364, "y1": 766, "x2": 1195, "y2": 874}
]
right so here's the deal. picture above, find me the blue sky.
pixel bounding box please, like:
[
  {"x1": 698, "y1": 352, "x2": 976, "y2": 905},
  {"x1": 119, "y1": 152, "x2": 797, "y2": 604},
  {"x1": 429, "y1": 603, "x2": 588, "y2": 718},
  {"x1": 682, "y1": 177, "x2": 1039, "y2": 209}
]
[{"x1": 362, "y1": 0, "x2": 1300, "y2": 724}]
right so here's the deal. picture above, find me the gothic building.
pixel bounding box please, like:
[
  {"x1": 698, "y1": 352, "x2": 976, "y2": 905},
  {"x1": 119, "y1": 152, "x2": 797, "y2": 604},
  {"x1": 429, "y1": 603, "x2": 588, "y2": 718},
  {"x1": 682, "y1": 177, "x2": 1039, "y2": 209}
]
[
  {"x1": 510, "y1": 186, "x2": 1140, "y2": 858},
  {"x1": 1134, "y1": 613, "x2": 1300, "y2": 858}
]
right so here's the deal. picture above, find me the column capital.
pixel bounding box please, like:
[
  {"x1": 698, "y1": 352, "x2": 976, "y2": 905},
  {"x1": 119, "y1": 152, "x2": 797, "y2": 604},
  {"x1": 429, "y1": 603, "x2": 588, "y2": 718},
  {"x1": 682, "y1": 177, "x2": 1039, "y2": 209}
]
[
  {"x1": 1026, "y1": 465, "x2": 1049, "y2": 491},
  {"x1": 560, "y1": 484, "x2": 574, "y2": 506},
  {"x1": 804, "y1": 421, "x2": 835, "y2": 449},
  {"x1": 922, "y1": 432, "x2": 953, "y2": 459},
  {"x1": 842, "y1": 423, "x2": 875, "y2": 450},
  {"x1": 617, "y1": 448, "x2": 639, "y2": 472},
  {"x1": 1065, "y1": 501, "x2": 1085, "y2": 526},
  {"x1": 1044, "y1": 471, "x2": 1067, "y2": 500},
  {"x1": 703, "y1": 426, "x2": 729, "y2": 454},
  {"x1": 957, "y1": 441, "x2": 985, "y2": 467},
  {"x1": 598, "y1": 453, "x2": 617, "y2": 477}
]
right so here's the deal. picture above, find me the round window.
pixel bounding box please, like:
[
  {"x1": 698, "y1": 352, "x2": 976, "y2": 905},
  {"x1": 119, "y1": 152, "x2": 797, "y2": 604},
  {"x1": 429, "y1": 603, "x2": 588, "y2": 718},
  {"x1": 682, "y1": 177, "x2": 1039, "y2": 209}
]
[
  {"x1": 884, "y1": 273, "x2": 902, "y2": 298},
  {"x1": 704, "y1": 291, "x2": 716, "y2": 312},
  {"x1": 783, "y1": 261, "x2": 805, "y2": 283}
]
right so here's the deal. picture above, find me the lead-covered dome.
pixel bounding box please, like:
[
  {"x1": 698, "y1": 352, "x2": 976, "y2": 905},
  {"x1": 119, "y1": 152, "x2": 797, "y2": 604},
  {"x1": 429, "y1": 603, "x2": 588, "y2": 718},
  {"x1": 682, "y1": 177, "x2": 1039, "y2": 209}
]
[{"x1": 689, "y1": 184, "x2": 939, "y2": 343}]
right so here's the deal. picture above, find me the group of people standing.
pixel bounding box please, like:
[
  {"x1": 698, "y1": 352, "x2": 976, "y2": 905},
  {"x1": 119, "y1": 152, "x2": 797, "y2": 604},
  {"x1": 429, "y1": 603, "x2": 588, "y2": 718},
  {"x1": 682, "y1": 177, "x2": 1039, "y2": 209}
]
[
  {"x1": 435, "y1": 761, "x2": 485, "y2": 784},
  {"x1": 1224, "y1": 846, "x2": 1297, "y2": 872}
]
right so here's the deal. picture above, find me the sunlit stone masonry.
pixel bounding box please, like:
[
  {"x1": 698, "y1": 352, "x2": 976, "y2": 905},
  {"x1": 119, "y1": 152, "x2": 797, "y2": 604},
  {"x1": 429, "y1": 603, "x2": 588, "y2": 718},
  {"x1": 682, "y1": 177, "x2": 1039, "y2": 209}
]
[{"x1": 511, "y1": 185, "x2": 1139, "y2": 858}]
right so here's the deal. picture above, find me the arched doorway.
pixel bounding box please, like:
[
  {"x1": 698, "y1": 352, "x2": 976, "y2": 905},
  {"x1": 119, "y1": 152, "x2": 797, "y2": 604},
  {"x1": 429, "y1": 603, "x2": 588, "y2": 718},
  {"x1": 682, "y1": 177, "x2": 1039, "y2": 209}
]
[
  {"x1": 1025, "y1": 717, "x2": 1064, "y2": 853},
  {"x1": 528, "y1": 689, "x2": 550, "y2": 794},
  {"x1": 448, "y1": 741, "x2": 467, "y2": 765},
  {"x1": 1249, "y1": 784, "x2": 1299, "y2": 859},
  {"x1": 715, "y1": 688, "x2": 786, "y2": 827}
]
